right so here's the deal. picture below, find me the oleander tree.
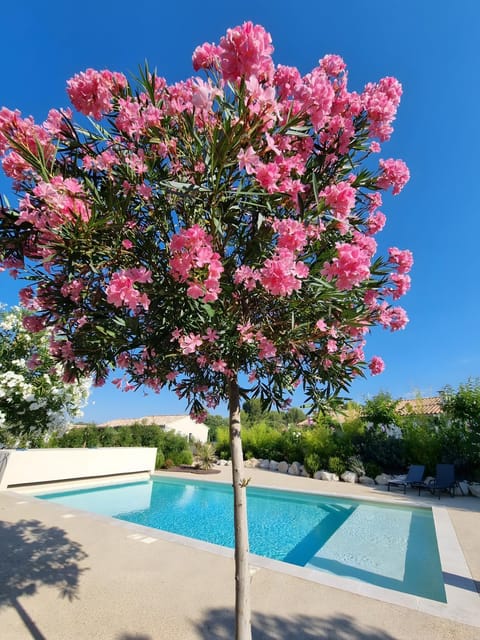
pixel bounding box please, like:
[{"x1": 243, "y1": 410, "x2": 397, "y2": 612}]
[
  {"x1": 0, "y1": 22, "x2": 412, "y2": 639},
  {"x1": 0, "y1": 305, "x2": 91, "y2": 441}
]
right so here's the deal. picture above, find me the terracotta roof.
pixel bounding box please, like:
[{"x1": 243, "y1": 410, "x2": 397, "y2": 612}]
[{"x1": 396, "y1": 397, "x2": 443, "y2": 416}]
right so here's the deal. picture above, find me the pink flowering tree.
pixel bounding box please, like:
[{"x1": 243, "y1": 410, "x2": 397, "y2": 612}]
[{"x1": 0, "y1": 23, "x2": 411, "y2": 640}]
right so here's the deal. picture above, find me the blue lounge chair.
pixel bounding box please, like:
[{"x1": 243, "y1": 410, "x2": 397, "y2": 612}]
[
  {"x1": 387, "y1": 464, "x2": 425, "y2": 494},
  {"x1": 418, "y1": 463, "x2": 456, "y2": 499}
]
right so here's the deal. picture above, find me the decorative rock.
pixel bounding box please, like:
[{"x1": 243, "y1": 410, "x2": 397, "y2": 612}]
[
  {"x1": 468, "y1": 483, "x2": 480, "y2": 498},
  {"x1": 300, "y1": 466, "x2": 309, "y2": 477},
  {"x1": 455, "y1": 480, "x2": 469, "y2": 496},
  {"x1": 375, "y1": 473, "x2": 392, "y2": 486},
  {"x1": 315, "y1": 470, "x2": 339, "y2": 481},
  {"x1": 288, "y1": 461, "x2": 301, "y2": 475},
  {"x1": 269, "y1": 460, "x2": 279, "y2": 471},
  {"x1": 359, "y1": 475, "x2": 375, "y2": 486},
  {"x1": 278, "y1": 461, "x2": 289, "y2": 474},
  {"x1": 341, "y1": 471, "x2": 357, "y2": 483},
  {"x1": 259, "y1": 459, "x2": 270, "y2": 469},
  {"x1": 244, "y1": 458, "x2": 258, "y2": 468}
]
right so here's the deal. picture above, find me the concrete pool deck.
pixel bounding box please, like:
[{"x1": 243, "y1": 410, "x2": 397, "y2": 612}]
[{"x1": 0, "y1": 467, "x2": 479, "y2": 639}]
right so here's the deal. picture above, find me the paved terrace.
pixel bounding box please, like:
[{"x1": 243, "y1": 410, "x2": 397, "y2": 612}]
[{"x1": 0, "y1": 467, "x2": 479, "y2": 640}]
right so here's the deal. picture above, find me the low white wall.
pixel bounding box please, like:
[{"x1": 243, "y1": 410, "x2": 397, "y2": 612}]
[{"x1": 0, "y1": 447, "x2": 156, "y2": 490}]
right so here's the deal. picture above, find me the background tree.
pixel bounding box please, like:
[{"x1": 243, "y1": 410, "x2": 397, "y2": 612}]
[
  {"x1": 0, "y1": 305, "x2": 90, "y2": 445},
  {"x1": 439, "y1": 378, "x2": 480, "y2": 476},
  {"x1": 204, "y1": 413, "x2": 229, "y2": 442},
  {"x1": 0, "y1": 22, "x2": 410, "y2": 639},
  {"x1": 361, "y1": 391, "x2": 400, "y2": 430}
]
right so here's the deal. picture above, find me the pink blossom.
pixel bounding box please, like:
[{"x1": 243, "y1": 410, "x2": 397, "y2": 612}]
[
  {"x1": 234, "y1": 266, "x2": 258, "y2": 291},
  {"x1": 67, "y1": 69, "x2": 127, "y2": 120},
  {"x1": 319, "y1": 54, "x2": 346, "y2": 77},
  {"x1": 362, "y1": 77, "x2": 402, "y2": 141},
  {"x1": 272, "y1": 218, "x2": 308, "y2": 253},
  {"x1": 315, "y1": 319, "x2": 327, "y2": 332},
  {"x1": 192, "y1": 42, "x2": 222, "y2": 71},
  {"x1": 106, "y1": 268, "x2": 152, "y2": 312},
  {"x1": 122, "y1": 239, "x2": 133, "y2": 249},
  {"x1": 377, "y1": 158, "x2": 410, "y2": 195},
  {"x1": 169, "y1": 224, "x2": 224, "y2": 302},
  {"x1": 238, "y1": 146, "x2": 259, "y2": 175},
  {"x1": 259, "y1": 248, "x2": 309, "y2": 296},
  {"x1": 388, "y1": 247, "x2": 414, "y2": 273},
  {"x1": 389, "y1": 273, "x2": 411, "y2": 299},
  {"x1": 326, "y1": 339, "x2": 338, "y2": 354},
  {"x1": 257, "y1": 334, "x2": 277, "y2": 359},
  {"x1": 203, "y1": 328, "x2": 219, "y2": 343},
  {"x1": 22, "y1": 315, "x2": 46, "y2": 333},
  {"x1": 19, "y1": 286, "x2": 39, "y2": 310},
  {"x1": 321, "y1": 181, "x2": 356, "y2": 219},
  {"x1": 366, "y1": 211, "x2": 386, "y2": 235},
  {"x1": 219, "y1": 22, "x2": 274, "y2": 83},
  {"x1": 237, "y1": 322, "x2": 255, "y2": 344},
  {"x1": 60, "y1": 279, "x2": 84, "y2": 302},
  {"x1": 43, "y1": 108, "x2": 73, "y2": 137},
  {"x1": 178, "y1": 332, "x2": 203, "y2": 355},
  {"x1": 254, "y1": 162, "x2": 280, "y2": 193},
  {"x1": 27, "y1": 353, "x2": 42, "y2": 370},
  {"x1": 377, "y1": 303, "x2": 409, "y2": 331},
  {"x1": 368, "y1": 356, "x2": 385, "y2": 375},
  {"x1": 211, "y1": 359, "x2": 228, "y2": 373},
  {"x1": 322, "y1": 242, "x2": 371, "y2": 290}
]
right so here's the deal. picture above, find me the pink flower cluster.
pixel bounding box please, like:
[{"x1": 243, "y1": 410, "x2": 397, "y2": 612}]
[
  {"x1": 106, "y1": 267, "x2": 152, "y2": 312},
  {"x1": 322, "y1": 241, "x2": 373, "y2": 290},
  {"x1": 387, "y1": 246, "x2": 413, "y2": 300},
  {"x1": 66, "y1": 69, "x2": 128, "y2": 120},
  {"x1": 368, "y1": 355, "x2": 385, "y2": 375},
  {"x1": 18, "y1": 177, "x2": 91, "y2": 230},
  {"x1": 0, "y1": 108, "x2": 56, "y2": 183},
  {"x1": 219, "y1": 22, "x2": 274, "y2": 83},
  {"x1": 169, "y1": 224, "x2": 224, "y2": 302},
  {"x1": 235, "y1": 219, "x2": 313, "y2": 296},
  {"x1": 377, "y1": 158, "x2": 410, "y2": 195},
  {"x1": 362, "y1": 77, "x2": 402, "y2": 142}
]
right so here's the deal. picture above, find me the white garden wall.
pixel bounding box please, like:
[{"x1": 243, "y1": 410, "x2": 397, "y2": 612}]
[{"x1": 0, "y1": 447, "x2": 156, "y2": 490}]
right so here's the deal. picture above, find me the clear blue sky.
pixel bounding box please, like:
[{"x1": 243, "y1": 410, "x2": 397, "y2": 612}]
[{"x1": 1, "y1": 0, "x2": 479, "y2": 422}]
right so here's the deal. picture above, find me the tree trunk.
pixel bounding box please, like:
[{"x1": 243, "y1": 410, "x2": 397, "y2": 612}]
[{"x1": 228, "y1": 377, "x2": 252, "y2": 640}]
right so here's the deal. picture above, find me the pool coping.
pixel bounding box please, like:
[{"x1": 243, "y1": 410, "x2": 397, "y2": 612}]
[{"x1": 13, "y1": 472, "x2": 480, "y2": 629}]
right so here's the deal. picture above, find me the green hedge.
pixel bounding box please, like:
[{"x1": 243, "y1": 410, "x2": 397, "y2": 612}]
[{"x1": 54, "y1": 423, "x2": 192, "y2": 469}]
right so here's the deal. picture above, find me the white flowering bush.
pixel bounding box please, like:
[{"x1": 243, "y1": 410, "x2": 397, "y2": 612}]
[{"x1": 0, "y1": 305, "x2": 91, "y2": 441}]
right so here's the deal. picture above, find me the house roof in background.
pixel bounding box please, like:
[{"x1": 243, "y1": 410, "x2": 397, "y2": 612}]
[{"x1": 396, "y1": 397, "x2": 443, "y2": 416}]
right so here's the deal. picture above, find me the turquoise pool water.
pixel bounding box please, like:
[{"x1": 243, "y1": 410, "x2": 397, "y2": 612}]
[{"x1": 37, "y1": 477, "x2": 446, "y2": 602}]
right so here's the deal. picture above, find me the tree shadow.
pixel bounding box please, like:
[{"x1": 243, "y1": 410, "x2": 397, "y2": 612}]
[
  {"x1": 0, "y1": 518, "x2": 89, "y2": 640},
  {"x1": 194, "y1": 608, "x2": 397, "y2": 640}
]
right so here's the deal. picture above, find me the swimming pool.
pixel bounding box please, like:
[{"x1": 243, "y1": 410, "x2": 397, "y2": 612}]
[{"x1": 37, "y1": 476, "x2": 446, "y2": 602}]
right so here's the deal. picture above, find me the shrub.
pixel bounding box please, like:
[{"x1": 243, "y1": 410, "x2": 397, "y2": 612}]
[
  {"x1": 172, "y1": 449, "x2": 193, "y2": 466},
  {"x1": 364, "y1": 461, "x2": 383, "y2": 479},
  {"x1": 346, "y1": 455, "x2": 365, "y2": 476},
  {"x1": 328, "y1": 456, "x2": 346, "y2": 476},
  {"x1": 155, "y1": 449, "x2": 165, "y2": 469},
  {"x1": 195, "y1": 442, "x2": 216, "y2": 470},
  {"x1": 304, "y1": 453, "x2": 321, "y2": 476}
]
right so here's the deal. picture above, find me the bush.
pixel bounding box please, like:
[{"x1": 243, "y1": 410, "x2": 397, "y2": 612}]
[
  {"x1": 304, "y1": 453, "x2": 321, "y2": 476},
  {"x1": 172, "y1": 449, "x2": 193, "y2": 466},
  {"x1": 346, "y1": 455, "x2": 365, "y2": 476},
  {"x1": 364, "y1": 461, "x2": 383, "y2": 479},
  {"x1": 155, "y1": 449, "x2": 165, "y2": 469},
  {"x1": 328, "y1": 456, "x2": 346, "y2": 476},
  {"x1": 98, "y1": 427, "x2": 118, "y2": 446}
]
